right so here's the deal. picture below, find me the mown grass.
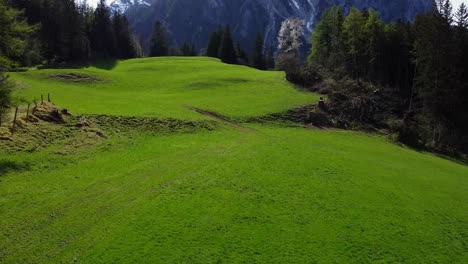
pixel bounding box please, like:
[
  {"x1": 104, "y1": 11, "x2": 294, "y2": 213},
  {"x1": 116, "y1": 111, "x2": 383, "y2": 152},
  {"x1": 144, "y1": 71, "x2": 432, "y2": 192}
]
[
  {"x1": 1, "y1": 125, "x2": 467, "y2": 263},
  {"x1": 11, "y1": 57, "x2": 318, "y2": 120},
  {"x1": 1, "y1": 57, "x2": 467, "y2": 263}
]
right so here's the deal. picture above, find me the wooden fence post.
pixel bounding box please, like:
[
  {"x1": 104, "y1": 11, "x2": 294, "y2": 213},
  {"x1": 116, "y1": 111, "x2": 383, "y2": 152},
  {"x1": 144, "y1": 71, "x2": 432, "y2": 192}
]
[
  {"x1": 12, "y1": 106, "x2": 19, "y2": 132},
  {"x1": 26, "y1": 103, "x2": 30, "y2": 120}
]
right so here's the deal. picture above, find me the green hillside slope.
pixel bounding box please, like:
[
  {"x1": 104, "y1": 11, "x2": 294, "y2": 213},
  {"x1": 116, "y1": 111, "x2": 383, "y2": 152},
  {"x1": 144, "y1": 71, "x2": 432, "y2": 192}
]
[
  {"x1": 1, "y1": 58, "x2": 467, "y2": 263},
  {"x1": 11, "y1": 57, "x2": 318, "y2": 120}
]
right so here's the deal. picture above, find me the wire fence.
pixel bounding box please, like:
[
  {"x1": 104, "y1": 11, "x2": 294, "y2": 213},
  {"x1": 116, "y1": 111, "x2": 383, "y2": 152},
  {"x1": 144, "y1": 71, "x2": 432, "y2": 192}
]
[{"x1": 0, "y1": 93, "x2": 52, "y2": 132}]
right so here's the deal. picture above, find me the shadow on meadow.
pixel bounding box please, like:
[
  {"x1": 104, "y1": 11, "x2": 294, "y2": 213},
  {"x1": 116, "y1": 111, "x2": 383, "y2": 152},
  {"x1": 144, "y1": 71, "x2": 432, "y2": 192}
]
[
  {"x1": 91, "y1": 59, "x2": 118, "y2": 70},
  {"x1": 0, "y1": 160, "x2": 31, "y2": 176},
  {"x1": 37, "y1": 59, "x2": 118, "y2": 71}
]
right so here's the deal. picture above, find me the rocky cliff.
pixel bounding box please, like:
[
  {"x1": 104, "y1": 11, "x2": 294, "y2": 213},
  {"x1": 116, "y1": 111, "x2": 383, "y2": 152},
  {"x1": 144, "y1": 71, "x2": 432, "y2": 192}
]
[{"x1": 111, "y1": 0, "x2": 434, "y2": 53}]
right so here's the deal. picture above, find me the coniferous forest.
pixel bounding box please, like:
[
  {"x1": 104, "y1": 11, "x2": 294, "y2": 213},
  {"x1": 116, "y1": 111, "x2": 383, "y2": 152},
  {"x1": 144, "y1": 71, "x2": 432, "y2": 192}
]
[{"x1": 300, "y1": 1, "x2": 468, "y2": 156}]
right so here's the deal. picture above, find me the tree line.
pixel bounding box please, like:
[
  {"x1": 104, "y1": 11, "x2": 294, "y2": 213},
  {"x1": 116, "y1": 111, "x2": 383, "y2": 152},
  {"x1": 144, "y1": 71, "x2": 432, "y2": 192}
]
[
  {"x1": 205, "y1": 25, "x2": 275, "y2": 69},
  {"x1": 305, "y1": 1, "x2": 468, "y2": 155},
  {"x1": 149, "y1": 22, "x2": 275, "y2": 69},
  {"x1": 7, "y1": 0, "x2": 142, "y2": 65}
]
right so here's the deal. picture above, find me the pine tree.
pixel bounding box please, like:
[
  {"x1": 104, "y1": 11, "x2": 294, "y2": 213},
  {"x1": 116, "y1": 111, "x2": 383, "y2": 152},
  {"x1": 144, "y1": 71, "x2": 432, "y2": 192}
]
[
  {"x1": 235, "y1": 42, "x2": 247, "y2": 63},
  {"x1": 219, "y1": 25, "x2": 237, "y2": 64},
  {"x1": 253, "y1": 32, "x2": 266, "y2": 70},
  {"x1": 309, "y1": 5, "x2": 345, "y2": 69},
  {"x1": 0, "y1": 0, "x2": 33, "y2": 68},
  {"x1": 456, "y1": 3, "x2": 468, "y2": 29},
  {"x1": 150, "y1": 20, "x2": 169, "y2": 57},
  {"x1": 363, "y1": 9, "x2": 384, "y2": 81},
  {"x1": 69, "y1": 0, "x2": 91, "y2": 62},
  {"x1": 207, "y1": 29, "x2": 222, "y2": 58},
  {"x1": 90, "y1": 0, "x2": 115, "y2": 58},
  {"x1": 342, "y1": 7, "x2": 366, "y2": 80},
  {"x1": 0, "y1": 0, "x2": 32, "y2": 124},
  {"x1": 265, "y1": 46, "x2": 275, "y2": 70},
  {"x1": 113, "y1": 13, "x2": 136, "y2": 59}
]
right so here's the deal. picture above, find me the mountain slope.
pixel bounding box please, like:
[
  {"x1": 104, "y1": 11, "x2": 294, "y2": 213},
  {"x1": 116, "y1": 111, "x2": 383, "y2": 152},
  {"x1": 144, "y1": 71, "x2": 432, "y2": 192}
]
[{"x1": 112, "y1": 0, "x2": 434, "y2": 52}]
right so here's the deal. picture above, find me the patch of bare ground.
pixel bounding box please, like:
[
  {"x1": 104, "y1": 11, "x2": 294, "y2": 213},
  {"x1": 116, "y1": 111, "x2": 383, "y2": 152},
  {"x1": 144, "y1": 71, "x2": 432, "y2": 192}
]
[
  {"x1": 0, "y1": 103, "x2": 106, "y2": 154},
  {"x1": 186, "y1": 106, "x2": 255, "y2": 132},
  {"x1": 0, "y1": 103, "x2": 219, "y2": 154},
  {"x1": 46, "y1": 73, "x2": 101, "y2": 83}
]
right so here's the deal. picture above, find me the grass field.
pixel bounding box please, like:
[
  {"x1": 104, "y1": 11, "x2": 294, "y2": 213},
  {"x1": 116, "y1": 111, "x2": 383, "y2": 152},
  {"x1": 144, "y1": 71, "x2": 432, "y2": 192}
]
[
  {"x1": 1, "y1": 57, "x2": 467, "y2": 263},
  {"x1": 10, "y1": 57, "x2": 318, "y2": 120}
]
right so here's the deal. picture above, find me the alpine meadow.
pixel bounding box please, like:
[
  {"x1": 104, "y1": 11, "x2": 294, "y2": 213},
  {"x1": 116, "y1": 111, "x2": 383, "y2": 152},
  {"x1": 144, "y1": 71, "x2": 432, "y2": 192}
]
[{"x1": 1, "y1": 0, "x2": 467, "y2": 263}]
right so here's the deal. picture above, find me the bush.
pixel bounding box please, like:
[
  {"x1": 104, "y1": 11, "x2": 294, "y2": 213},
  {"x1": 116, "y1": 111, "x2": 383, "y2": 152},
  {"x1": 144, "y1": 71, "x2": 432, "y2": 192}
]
[{"x1": 276, "y1": 54, "x2": 322, "y2": 88}]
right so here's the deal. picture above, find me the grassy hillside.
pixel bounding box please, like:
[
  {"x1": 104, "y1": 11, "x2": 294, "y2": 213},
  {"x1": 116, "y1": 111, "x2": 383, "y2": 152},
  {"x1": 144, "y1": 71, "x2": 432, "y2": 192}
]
[
  {"x1": 1, "y1": 58, "x2": 467, "y2": 263},
  {"x1": 11, "y1": 57, "x2": 318, "y2": 120}
]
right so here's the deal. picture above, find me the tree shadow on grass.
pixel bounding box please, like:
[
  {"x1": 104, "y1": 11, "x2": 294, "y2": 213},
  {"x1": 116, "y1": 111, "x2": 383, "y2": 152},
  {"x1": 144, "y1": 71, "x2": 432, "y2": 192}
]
[
  {"x1": 0, "y1": 160, "x2": 31, "y2": 176},
  {"x1": 36, "y1": 59, "x2": 118, "y2": 71},
  {"x1": 91, "y1": 59, "x2": 118, "y2": 70}
]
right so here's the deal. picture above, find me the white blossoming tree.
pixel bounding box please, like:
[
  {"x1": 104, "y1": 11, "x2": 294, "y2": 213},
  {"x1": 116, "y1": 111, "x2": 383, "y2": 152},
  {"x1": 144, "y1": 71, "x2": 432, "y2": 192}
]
[{"x1": 277, "y1": 18, "x2": 305, "y2": 54}]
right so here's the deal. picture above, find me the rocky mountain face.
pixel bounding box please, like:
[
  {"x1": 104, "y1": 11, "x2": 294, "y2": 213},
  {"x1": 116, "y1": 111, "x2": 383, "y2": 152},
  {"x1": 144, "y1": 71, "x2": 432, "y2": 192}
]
[{"x1": 111, "y1": 0, "x2": 434, "y2": 53}]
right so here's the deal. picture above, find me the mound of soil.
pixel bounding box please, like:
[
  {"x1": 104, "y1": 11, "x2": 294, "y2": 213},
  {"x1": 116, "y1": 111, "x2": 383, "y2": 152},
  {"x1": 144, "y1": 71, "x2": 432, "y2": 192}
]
[
  {"x1": 33, "y1": 103, "x2": 68, "y2": 124},
  {"x1": 47, "y1": 73, "x2": 100, "y2": 83}
]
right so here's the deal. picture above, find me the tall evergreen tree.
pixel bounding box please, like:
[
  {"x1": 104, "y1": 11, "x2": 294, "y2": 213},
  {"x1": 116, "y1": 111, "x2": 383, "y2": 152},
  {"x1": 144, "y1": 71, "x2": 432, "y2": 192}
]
[
  {"x1": 206, "y1": 28, "x2": 222, "y2": 58},
  {"x1": 90, "y1": 0, "x2": 115, "y2": 58},
  {"x1": 0, "y1": 0, "x2": 32, "y2": 124},
  {"x1": 113, "y1": 13, "x2": 136, "y2": 59},
  {"x1": 456, "y1": 3, "x2": 468, "y2": 29},
  {"x1": 253, "y1": 32, "x2": 266, "y2": 70},
  {"x1": 309, "y1": 5, "x2": 345, "y2": 70},
  {"x1": 69, "y1": 0, "x2": 91, "y2": 61},
  {"x1": 265, "y1": 46, "x2": 275, "y2": 70},
  {"x1": 235, "y1": 42, "x2": 247, "y2": 63},
  {"x1": 363, "y1": 9, "x2": 384, "y2": 81},
  {"x1": 342, "y1": 7, "x2": 366, "y2": 80},
  {"x1": 150, "y1": 20, "x2": 169, "y2": 57},
  {"x1": 219, "y1": 25, "x2": 237, "y2": 64}
]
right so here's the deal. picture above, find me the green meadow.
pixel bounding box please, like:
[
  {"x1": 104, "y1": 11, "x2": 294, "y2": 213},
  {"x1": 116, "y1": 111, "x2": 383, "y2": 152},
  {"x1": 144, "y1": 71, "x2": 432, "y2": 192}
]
[
  {"x1": 11, "y1": 57, "x2": 318, "y2": 120},
  {"x1": 1, "y1": 58, "x2": 467, "y2": 263}
]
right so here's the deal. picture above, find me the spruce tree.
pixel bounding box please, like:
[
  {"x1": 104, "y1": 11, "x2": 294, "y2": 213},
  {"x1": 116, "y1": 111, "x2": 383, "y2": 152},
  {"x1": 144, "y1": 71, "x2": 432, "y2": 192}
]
[
  {"x1": 456, "y1": 3, "x2": 468, "y2": 29},
  {"x1": 265, "y1": 46, "x2": 275, "y2": 70},
  {"x1": 310, "y1": 6, "x2": 345, "y2": 68},
  {"x1": 150, "y1": 21, "x2": 169, "y2": 57},
  {"x1": 0, "y1": 0, "x2": 32, "y2": 124},
  {"x1": 113, "y1": 13, "x2": 136, "y2": 59},
  {"x1": 207, "y1": 30, "x2": 221, "y2": 58},
  {"x1": 363, "y1": 9, "x2": 384, "y2": 81},
  {"x1": 253, "y1": 32, "x2": 266, "y2": 70},
  {"x1": 90, "y1": 0, "x2": 115, "y2": 58},
  {"x1": 219, "y1": 25, "x2": 237, "y2": 64},
  {"x1": 342, "y1": 7, "x2": 366, "y2": 80},
  {"x1": 69, "y1": 0, "x2": 91, "y2": 62}
]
